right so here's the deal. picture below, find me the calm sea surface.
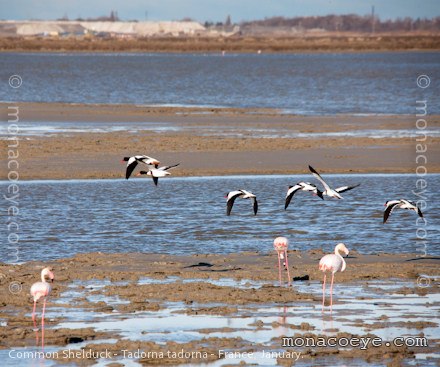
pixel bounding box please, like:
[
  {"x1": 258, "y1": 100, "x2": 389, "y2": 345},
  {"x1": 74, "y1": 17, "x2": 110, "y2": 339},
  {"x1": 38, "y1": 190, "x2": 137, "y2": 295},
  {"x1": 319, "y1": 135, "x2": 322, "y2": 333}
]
[
  {"x1": 1, "y1": 52, "x2": 439, "y2": 114},
  {"x1": 1, "y1": 174, "x2": 439, "y2": 263}
]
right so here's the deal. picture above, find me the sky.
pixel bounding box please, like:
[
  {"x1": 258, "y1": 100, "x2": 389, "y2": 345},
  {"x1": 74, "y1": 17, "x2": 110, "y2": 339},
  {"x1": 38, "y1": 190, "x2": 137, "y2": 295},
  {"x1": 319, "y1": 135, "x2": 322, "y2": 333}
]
[{"x1": 1, "y1": 0, "x2": 439, "y2": 22}]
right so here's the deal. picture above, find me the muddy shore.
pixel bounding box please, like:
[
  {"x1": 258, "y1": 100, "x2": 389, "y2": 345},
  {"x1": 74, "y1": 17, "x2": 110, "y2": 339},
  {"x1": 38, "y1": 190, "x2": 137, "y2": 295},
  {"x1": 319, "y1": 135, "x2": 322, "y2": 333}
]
[
  {"x1": 1, "y1": 102, "x2": 439, "y2": 180},
  {"x1": 0, "y1": 251, "x2": 439, "y2": 365}
]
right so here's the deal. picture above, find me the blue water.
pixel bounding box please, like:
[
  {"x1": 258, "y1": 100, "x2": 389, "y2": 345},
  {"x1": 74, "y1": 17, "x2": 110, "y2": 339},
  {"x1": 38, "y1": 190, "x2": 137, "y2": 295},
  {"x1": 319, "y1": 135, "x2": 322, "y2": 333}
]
[
  {"x1": 1, "y1": 52, "x2": 439, "y2": 114},
  {"x1": 1, "y1": 174, "x2": 438, "y2": 263}
]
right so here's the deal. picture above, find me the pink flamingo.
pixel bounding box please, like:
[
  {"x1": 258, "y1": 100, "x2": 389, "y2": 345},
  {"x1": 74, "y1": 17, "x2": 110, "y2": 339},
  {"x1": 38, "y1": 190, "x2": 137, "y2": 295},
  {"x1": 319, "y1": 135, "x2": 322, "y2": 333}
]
[
  {"x1": 319, "y1": 243, "x2": 349, "y2": 312},
  {"x1": 273, "y1": 237, "x2": 291, "y2": 287},
  {"x1": 30, "y1": 267, "x2": 54, "y2": 348}
]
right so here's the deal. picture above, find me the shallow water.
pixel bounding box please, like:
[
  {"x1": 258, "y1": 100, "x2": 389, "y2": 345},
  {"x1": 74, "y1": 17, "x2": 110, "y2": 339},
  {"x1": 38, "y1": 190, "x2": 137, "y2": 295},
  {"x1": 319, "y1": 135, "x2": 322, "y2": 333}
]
[
  {"x1": 2, "y1": 52, "x2": 440, "y2": 114},
  {"x1": 1, "y1": 174, "x2": 438, "y2": 263},
  {"x1": 1, "y1": 121, "x2": 440, "y2": 140},
  {"x1": 2, "y1": 277, "x2": 437, "y2": 367},
  {"x1": 53, "y1": 278, "x2": 440, "y2": 343}
]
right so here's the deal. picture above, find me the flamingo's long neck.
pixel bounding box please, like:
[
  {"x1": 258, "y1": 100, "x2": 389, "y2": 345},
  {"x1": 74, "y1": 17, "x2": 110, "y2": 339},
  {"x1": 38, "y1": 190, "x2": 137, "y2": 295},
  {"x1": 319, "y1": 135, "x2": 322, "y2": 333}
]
[
  {"x1": 334, "y1": 249, "x2": 346, "y2": 271},
  {"x1": 41, "y1": 271, "x2": 48, "y2": 283},
  {"x1": 336, "y1": 249, "x2": 347, "y2": 272},
  {"x1": 340, "y1": 256, "x2": 346, "y2": 272}
]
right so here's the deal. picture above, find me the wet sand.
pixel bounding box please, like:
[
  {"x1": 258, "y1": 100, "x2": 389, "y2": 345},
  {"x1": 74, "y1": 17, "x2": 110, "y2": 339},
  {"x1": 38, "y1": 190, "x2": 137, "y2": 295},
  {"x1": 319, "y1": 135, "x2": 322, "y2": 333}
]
[
  {"x1": 0, "y1": 251, "x2": 439, "y2": 365},
  {"x1": 1, "y1": 102, "x2": 439, "y2": 180}
]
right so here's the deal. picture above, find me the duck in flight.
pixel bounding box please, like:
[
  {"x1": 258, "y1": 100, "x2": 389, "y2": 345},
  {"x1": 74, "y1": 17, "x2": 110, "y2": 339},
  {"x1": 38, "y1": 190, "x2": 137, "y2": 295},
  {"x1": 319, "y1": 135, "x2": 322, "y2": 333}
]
[
  {"x1": 285, "y1": 182, "x2": 323, "y2": 210},
  {"x1": 136, "y1": 163, "x2": 180, "y2": 186},
  {"x1": 226, "y1": 189, "x2": 258, "y2": 216},
  {"x1": 309, "y1": 165, "x2": 360, "y2": 199},
  {"x1": 383, "y1": 199, "x2": 424, "y2": 224},
  {"x1": 122, "y1": 155, "x2": 160, "y2": 179}
]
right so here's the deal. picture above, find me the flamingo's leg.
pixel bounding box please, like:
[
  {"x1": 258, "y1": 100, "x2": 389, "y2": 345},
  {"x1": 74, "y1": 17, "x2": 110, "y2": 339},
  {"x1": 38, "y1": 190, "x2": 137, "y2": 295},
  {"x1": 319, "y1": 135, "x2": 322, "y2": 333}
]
[
  {"x1": 277, "y1": 253, "x2": 282, "y2": 286},
  {"x1": 32, "y1": 300, "x2": 39, "y2": 345},
  {"x1": 284, "y1": 251, "x2": 291, "y2": 287},
  {"x1": 322, "y1": 273, "x2": 326, "y2": 312},
  {"x1": 32, "y1": 300, "x2": 37, "y2": 329},
  {"x1": 330, "y1": 273, "x2": 335, "y2": 313},
  {"x1": 41, "y1": 298, "x2": 47, "y2": 350}
]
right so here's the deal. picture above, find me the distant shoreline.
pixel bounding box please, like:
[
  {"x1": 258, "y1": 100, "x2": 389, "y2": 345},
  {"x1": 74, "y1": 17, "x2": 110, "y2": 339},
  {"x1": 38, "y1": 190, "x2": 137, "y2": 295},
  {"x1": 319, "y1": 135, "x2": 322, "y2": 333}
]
[{"x1": 1, "y1": 33, "x2": 440, "y2": 53}]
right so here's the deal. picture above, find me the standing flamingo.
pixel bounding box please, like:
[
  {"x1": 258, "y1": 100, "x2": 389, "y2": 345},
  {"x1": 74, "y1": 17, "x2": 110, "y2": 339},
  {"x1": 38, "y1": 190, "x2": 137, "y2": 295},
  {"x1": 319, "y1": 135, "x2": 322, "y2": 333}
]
[
  {"x1": 273, "y1": 237, "x2": 291, "y2": 287},
  {"x1": 319, "y1": 243, "x2": 349, "y2": 312},
  {"x1": 30, "y1": 267, "x2": 54, "y2": 348}
]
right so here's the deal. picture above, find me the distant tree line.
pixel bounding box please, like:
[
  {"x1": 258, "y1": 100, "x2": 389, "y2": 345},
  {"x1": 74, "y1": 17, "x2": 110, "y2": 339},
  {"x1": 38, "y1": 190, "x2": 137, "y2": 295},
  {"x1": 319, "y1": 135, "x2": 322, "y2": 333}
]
[
  {"x1": 58, "y1": 10, "x2": 120, "y2": 22},
  {"x1": 240, "y1": 14, "x2": 440, "y2": 32},
  {"x1": 55, "y1": 12, "x2": 440, "y2": 32}
]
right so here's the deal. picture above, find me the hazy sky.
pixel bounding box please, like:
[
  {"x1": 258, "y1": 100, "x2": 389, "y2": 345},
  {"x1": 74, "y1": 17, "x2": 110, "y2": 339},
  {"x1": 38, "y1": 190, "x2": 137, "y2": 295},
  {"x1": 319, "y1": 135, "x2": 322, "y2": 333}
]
[{"x1": 1, "y1": 0, "x2": 439, "y2": 22}]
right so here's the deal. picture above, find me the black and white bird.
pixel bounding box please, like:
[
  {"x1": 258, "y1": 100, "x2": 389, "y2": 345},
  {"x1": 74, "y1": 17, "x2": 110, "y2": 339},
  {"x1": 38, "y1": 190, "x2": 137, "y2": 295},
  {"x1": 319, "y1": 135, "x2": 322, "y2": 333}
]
[
  {"x1": 122, "y1": 155, "x2": 160, "y2": 179},
  {"x1": 285, "y1": 182, "x2": 324, "y2": 210},
  {"x1": 309, "y1": 165, "x2": 360, "y2": 199},
  {"x1": 137, "y1": 163, "x2": 180, "y2": 186},
  {"x1": 226, "y1": 190, "x2": 258, "y2": 216},
  {"x1": 383, "y1": 199, "x2": 424, "y2": 224}
]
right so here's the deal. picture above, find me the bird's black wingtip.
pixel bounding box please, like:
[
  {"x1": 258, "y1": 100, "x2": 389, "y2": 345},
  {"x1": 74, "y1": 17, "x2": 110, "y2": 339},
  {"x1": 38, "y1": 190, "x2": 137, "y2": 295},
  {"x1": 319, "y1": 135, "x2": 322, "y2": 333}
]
[{"x1": 308, "y1": 165, "x2": 318, "y2": 174}]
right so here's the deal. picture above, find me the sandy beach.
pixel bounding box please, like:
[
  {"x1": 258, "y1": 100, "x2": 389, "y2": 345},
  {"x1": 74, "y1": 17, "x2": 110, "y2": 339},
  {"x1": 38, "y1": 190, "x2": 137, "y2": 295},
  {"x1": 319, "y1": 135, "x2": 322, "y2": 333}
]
[{"x1": 2, "y1": 102, "x2": 439, "y2": 180}]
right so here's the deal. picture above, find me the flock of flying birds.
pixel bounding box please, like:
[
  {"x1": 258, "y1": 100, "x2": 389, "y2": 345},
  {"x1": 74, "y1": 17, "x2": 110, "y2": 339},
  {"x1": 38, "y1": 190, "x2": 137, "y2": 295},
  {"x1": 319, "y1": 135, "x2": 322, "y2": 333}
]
[
  {"x1": 122, "y1": 155, "x2": 424, "y2": 223},
  {"x1": 28, "y1": 155, "x2": 427, "y2": 342}
]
